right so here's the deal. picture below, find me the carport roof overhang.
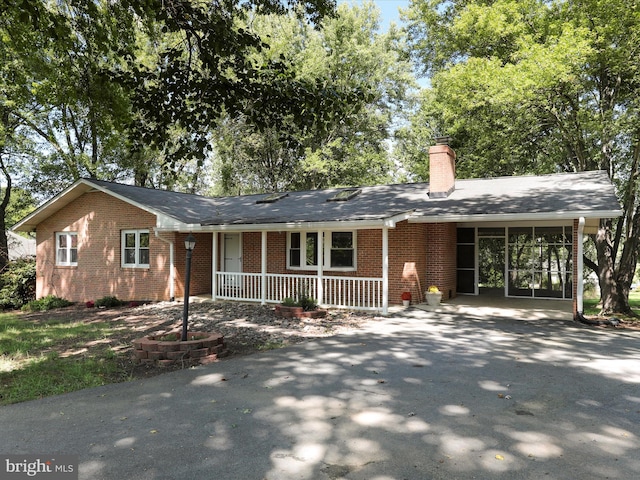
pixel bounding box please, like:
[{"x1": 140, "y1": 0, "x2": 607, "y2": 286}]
[{"x1": 409, "y1": 211, "x2": 621, "y2": 233}]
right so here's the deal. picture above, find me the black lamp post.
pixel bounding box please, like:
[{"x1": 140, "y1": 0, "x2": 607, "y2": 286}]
[{"x1": 181, "y1": 233, "x2": 196, "y2": 341}]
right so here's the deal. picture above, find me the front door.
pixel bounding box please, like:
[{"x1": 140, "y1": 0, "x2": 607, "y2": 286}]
[{"x1": 223, "y1": 233, "x2": 241, "y2": 287}]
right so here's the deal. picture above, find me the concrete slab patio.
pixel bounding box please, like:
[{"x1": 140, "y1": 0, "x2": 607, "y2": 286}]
[
  {"x1": 413, "y1": 295, "x2": 573, "y2": 321},
  {"x1": 1, "y1": 304, "x2": 638, "y2": 480}
]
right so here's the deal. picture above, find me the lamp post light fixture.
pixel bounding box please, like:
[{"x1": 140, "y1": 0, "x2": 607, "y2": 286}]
[{"x1": 181, "y1": 233, "x2": 196, "y2": 341}]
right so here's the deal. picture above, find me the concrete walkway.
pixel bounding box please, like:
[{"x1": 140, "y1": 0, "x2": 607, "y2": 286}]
[{"x1": 1, "y1": 305, "x2": 638, "y2": 480}]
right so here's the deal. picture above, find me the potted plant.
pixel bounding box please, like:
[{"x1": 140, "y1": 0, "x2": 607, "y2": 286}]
[
  {"x1": 425, "y1": 285, "x2": 443, "y2": 306},
  {"x1": 401, "y1": 291, "x2": 412, "y2": 307}
]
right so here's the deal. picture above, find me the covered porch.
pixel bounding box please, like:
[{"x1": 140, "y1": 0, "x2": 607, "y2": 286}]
[{"x1": 205, "y1": 226, "x2": 398, "y2": 314}]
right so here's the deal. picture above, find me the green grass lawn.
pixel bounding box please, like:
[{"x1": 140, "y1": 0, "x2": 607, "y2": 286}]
[
  {"x1": 0, "y1": 313, "x2": 125, "y2": 405},
  {"x1": 583, "y1": 289, "x2": 640, "y2": 317}
]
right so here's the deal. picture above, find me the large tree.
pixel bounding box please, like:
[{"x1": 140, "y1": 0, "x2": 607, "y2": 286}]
[
  {"x1": 401, "y1": 0, "x2": 640, "y2": 313},
  {"x1": 210, "y1": 1, "x2": 415, "y2": 194},
  {"x1": 115, "y1": 0, "x2": 339, "y2": 180},
  {"x1": 3, "y1": 0, "x2": 339, "y2": 199}
]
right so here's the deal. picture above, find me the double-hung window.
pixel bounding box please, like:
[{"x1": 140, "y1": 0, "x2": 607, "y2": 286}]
[
  {"x1": 289, "y1": 232, "x2": 318, "y2": 268},
  {"x1": 122, "y1": 230, "x2": 150, "y2": 268},
  {"x1": 56, "y1": 232, "x2": 78, "y2": 266},
  {"x1": 329, "y1": 232, "x2": 355, "y2": 268},
  {"x1": 287, "y1": 231, "x2": 356, "y2": 270}
]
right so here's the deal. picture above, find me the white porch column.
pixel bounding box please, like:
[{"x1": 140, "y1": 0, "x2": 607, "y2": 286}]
[
  {"x1": 261, "y1": 231, "x2": 267, "y2": 305},
  {"x1": 577, "y1": 217, "x2": 585, "y2": 313},
  {"x1": 211, "y1": 232, "x2": 218, "y2": 301},
  {"x1": 382, "y1": 226, "x2": 389, "y2": 315},
  {"x1": 317, "y1": 230, "x2": 324, "y2": 305}
]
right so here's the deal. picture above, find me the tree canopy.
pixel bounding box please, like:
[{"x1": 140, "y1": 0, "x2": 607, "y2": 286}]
[{"x1": 211, "y1": 1, "x2": 415, "y2": 194}]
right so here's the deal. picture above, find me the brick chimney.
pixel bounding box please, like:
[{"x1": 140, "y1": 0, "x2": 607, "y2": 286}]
[{"x1": 428, "y1": 138, "x2": 456, "y2": 198}]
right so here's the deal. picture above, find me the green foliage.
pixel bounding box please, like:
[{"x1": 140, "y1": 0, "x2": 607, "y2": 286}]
[
  {"x1": 211, "y1": 2, "x2": 415, "y2": 194},
  {"x1": 4, "y1": 189, "x2": 36, "y2": 228},
  {"x1": 400, "y1": 0, "x2": 638, "y2": 177},
  {"x1": 280, "y1": 293, "x2": 318, "y2": 311},
  {"x1": 0, "y1": 258, "x2": 36, "y2": 309},
  {"x1": 95, "y1": 296, "x2": 124, "y2": 308},
  {"x1": 22, "y1": 295, "x2": 73, "y2": 312},
  {"x1": 298, "y1": 294, "x2": 318, "y2": 312},
  {"x1": 281, "y1": 297, "x2": 298, "y2": 307}
]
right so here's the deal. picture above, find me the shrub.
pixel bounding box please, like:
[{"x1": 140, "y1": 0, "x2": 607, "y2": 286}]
[
  {"x1": 281, "y1": 297, "x2": 297, "y2": 307},
  {"x1": 298, "y1": 294, "x2": 318, "y2": 312},
  {"x1": 95, "y1": 296, "x2": 124, "y2": 308},
  {"x1": 280, "y1": 294, "x2": 318, "y2": 311},
  {"x1": 0, "y1": 257, "x2": 36, "y2": 309},
  {"x1": 22, "y1": 294, "x2": 73, "y2": 312}
]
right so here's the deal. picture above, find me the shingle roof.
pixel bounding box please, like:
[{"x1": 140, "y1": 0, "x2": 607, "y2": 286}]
[{"x1": 13, "y1": 171, "x2": 621, "y2": 232}]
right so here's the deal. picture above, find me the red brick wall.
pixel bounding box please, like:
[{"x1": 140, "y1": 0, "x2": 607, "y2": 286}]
[
  {"x1": 425, "y1": 223, "x2": 457, "y2": 300},
  {"x1": 388, "y1": 222, "x2": 428, "y2": 304},
  {"x1": 36, "y1": 191, "x2": 173, "y2": 302},
  {"x1": 237, "y1": 223, "x2": 458, "y2": 306},
  {"x1": 174, "y1": 232, "x2": 212, "y2": 297}
]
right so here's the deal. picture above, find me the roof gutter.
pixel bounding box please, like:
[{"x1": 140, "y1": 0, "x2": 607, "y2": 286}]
[
  {"x1": 154, "y1": 211, "x2": 415, "y2": 233},
  {"x1": 409, "y1": 210, "x2": 622, "y2": 224}
]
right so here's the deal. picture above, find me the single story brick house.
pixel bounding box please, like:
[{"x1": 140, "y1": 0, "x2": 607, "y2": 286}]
[{"x1": 13, "y1": 143, "x2": 621, "y2": 316}]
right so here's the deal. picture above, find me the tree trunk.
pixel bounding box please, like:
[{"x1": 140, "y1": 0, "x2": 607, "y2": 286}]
[
  {"x1": 596, "y1": 219, "x2": 633, "y2": 315},
  {"x1": 0, "y1": 151, "x2": 11, "y2": 272}
]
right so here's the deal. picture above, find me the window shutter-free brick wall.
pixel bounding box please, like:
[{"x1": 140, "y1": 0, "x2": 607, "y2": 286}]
[{"x1": 36, "y1": 191, "x2": 172, "y2": 303}]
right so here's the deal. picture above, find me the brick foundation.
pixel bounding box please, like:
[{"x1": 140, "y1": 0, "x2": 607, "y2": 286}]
[{"x1": 132, "y1": 332, "x2": 227, "y2": 366}]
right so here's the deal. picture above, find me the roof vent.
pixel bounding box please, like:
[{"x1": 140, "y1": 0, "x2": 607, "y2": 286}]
[
  {"x1": 327, "y1": 188, "x2": 361, "y2": 202},
  {"x1": 256, "y1": 192, "x2": 288, "y2": 204}
]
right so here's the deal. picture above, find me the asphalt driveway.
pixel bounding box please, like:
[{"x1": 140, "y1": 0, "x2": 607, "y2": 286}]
[{"x1": 1, "y1": 307, "x2": 639, "y2": 479}]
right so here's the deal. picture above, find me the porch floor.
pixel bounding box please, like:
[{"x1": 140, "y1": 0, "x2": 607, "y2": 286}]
[{"x1": 409, "y1": 295, "x2": 573, "y2": 321}]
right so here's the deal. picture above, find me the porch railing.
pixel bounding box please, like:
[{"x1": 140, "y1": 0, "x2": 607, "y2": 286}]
[{"x1": 214, "y1": 272, "x2": 382, "y2": 311}]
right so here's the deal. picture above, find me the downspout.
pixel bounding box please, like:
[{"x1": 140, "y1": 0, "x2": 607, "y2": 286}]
[
  {"x1": 154, "y1": 230, "x2": 175, "y2": 301},
  {"x1": 577, "y1": 217, "x2": 585, "y2": 315}
]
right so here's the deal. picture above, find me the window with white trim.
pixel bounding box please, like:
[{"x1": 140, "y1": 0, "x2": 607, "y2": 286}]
[
  {"x1": 287, "y1": 231, "x2": 356, "y2": 270},
  {"x1": 56, "y1": 232, "x2": 78, "y2": 266},
  {"x1": 122, "y1": 230, "x2": 150, "y2": 268}
]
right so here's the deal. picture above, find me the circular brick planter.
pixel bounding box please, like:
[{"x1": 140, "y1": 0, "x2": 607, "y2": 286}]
[{"x1": 132, "y1": 332, "x2": 227, "y2": 366}]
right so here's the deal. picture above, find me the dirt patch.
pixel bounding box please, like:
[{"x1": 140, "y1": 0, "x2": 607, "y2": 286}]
[{"x1": 17, "y1": 301, "x2": 379, "y2": 381}]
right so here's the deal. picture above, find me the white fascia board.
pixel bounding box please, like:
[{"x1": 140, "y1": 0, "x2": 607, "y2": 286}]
[
  {"x1": 408, "y1": 210, "x2": 622, "y2": 224},
  {"x1": 155, "y1": 211, "x2": 414, "y2": 233}
]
